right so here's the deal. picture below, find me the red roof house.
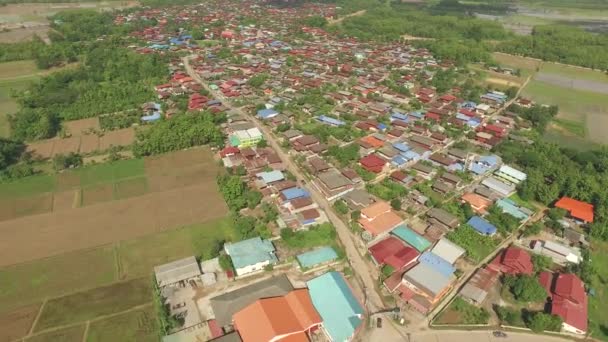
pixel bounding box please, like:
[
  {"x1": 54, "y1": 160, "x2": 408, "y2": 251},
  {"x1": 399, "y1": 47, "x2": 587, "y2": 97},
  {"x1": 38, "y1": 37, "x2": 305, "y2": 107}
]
[
  {"x1": 488, "y1": 247, "x2": 533, "y2": 275},
  {"x1": 555, "y1": 197, "x2": 594, "y2": 223},
  {"x1": 539, "y1": 272, "x2": 588, "y2": 334},
  {"x1": 368, "y1": 236, "x2": 419, "y2": 271},
  {"x1": 359, "y1": 154, "x2": 386, "y2": 173}
]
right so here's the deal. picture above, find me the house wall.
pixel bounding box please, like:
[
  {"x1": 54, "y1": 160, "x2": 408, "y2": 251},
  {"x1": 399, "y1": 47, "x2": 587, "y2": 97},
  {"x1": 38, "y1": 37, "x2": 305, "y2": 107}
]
[
  {"x1": 562, "y1": 322, "x2": 585, "y2": 335},
  {"x1": 235, "y1": 260, "x2": 271, "y2": 276}
]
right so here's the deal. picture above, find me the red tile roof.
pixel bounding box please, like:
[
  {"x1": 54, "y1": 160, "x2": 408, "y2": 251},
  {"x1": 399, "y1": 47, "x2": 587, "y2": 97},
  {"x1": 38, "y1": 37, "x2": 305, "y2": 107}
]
[
  {"x1": 538, "y1": 272, "x2": 588, "y2": 333},
  {"x1": 359, "y1": 154, "x2": 386, "y2": 173},
  {"x1": 489, "y1": 247, "x2": 534, "y2": 275},
  {"x1": 555, "y1": 197, "x2": 594, "y2": 223},
  {"x1": 369, "y1": 236, "x2": 419, "y2": 270}
]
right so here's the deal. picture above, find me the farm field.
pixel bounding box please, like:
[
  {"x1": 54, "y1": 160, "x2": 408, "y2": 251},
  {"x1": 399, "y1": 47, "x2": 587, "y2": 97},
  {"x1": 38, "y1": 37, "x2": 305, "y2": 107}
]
[
  {"x1": 25, "y1": 325, "x2": 86, "y2": 342},
  {"x1": 588, "y1": 241, "x2": 608, "y2": 341},
  {"x1": 0, "y1": 216, "x2": 234, "y2": 341},
  {"x1": 492, "y1": 52, "x2": 542, "y2": 77},
  {"x1": 85, "y1": 306, "x2": 158, "y2": 342},
  {"x1": 0, "y1": 147, "x2": 228, "y2": 266}
]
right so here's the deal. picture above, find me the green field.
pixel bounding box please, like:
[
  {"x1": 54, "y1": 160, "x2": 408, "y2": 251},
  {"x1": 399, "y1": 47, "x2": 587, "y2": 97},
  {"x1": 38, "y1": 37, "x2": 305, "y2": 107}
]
[
  {"x1": 86, "y1": 306, "x2": 158, "y2": 342},
  {"x1": 0, "y1": 216, "x2": 234, "y2": 314},
  {"x1": 35, "y1": 278, "x2": 153, "y2": 332},
  {"x1": 26, "y1": 325, "x2": 86, "y2": 342},
  {"x1": 588, "y1": 241, "x2": 608, "y2": 341},
  {"x1": 552, "y1": 118, "x2": 586, "y2": 137},
  {"x1": 540, "y1": 63, "x2": 608, "y2": 83}
]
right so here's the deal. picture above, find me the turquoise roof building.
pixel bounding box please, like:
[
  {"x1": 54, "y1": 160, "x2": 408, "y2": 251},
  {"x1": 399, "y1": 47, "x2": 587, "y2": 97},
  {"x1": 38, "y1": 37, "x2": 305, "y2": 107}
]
[
  {"x1": 297, "y1": 246, "x2": 338, "y2": 268},
  {"x1": 496, "y1": 198, "x2": 531, "y2": 221},
  {"x1": 307, "y1": 272, "x2": 364, "y2": 342},
  {"x1": 391, "y1": 225, "x2": 431, "y2": 252},
  {"x1": 224, "y1": 237, "x2": 277, "y2": 276}
]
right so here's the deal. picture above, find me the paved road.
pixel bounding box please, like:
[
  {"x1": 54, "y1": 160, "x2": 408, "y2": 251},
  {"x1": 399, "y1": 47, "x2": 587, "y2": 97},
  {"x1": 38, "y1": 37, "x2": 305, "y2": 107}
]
[
  {"x1": 365, "y1": 329, "x2": 570, "y2": 342},
  {"x1": 182, "y1": 56, "x2": 385, "y2": 312}
]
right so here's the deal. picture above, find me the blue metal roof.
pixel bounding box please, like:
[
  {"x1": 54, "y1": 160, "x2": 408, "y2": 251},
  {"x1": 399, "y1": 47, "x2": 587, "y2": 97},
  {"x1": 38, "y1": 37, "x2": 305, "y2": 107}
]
[
  {"x1": 392, "y1": 155, "x2": 407, "y2": 166},
  {"x1": 257, "y1": 108, "x2": 279, "y2": 119},
  {"x1": 297, "y1": 246, "x2": 338, "y2": 268},
  {"x1": 479, "y1": 155, "x2": 500, "y2": 167},
  {"x1": 281, "y1": 187, "x2": 309, "y2": 201},
  {"x1": 392, "y1": 142, "x2": 410, "y2": 152},
  {"x1": 307, "y1": 272, "x2": 363, "y2": 342},
  {"x1": 317, "y1": 115, "x2": 345, "y2": 126},
  {"x1": 467, "y1": 216, "x2": 497, "y2": 235},
  {"x1": 468, "y1": 163, "x2": 488, "y2": 175},
  {"x1": 391, "y1": 113, "x2": 409, "y2": 121},
  {"x1": 256, "y1": 170, "x2": 284, "y2": 184},
  {"x1": 418, "y1": 251, "x2": 456, "y2": 277},
  {"x1": 401, "y1": 150, "x2": 420, "y2": 161}
]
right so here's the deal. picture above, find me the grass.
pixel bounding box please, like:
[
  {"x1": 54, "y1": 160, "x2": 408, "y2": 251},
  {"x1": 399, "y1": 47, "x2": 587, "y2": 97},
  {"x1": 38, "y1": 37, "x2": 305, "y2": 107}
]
[
  {"x1": 86, "y1": 305, "x2": 158, "y2": 342},
  {"x1": 540, "y1": 63, "x2": 608, "y2": 84},
  {"x1": 553, "y1": 118, "x2": 586, "y2": 137},
  {"x1": 588, "y1": 241, "x2": 608, "y2": 341},
  {"x1": 0, "y1": 247, "x2": 116, "y2": 313},
  {"x1": 26, "y1": 324, "x2": 86, "y2": 342},
  {"x1": 118, "y1": 216, "x2": 236, "y2": 279},
  {"x1": 34, "y1": 278, "x2": 153, "y2": 332},
  {"x1": 492, "y1": 52, "x2": 542, "y2": 76},
  {"x1": 435, "y1": 297, "x2": 490, "y2": 325},
  {"x1": 542, "y1": 127, "x2": 599, "y2": 151},
  {"x1": 0, "y1": 174, "x2": 56, "y2": 198},
  {"x1": 508, "y1": 193, "x2": 535, "y2": 211},
  {"x1": 0, "y1": 216, "x2": 235, "y2": 314},
  {"x1": 75, "y1": 158, "x2": 146, "y2": 187}
]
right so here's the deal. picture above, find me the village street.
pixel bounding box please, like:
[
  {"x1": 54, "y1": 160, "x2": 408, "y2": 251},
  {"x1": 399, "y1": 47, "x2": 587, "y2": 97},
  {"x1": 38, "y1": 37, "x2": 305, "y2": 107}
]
[{"x1": 182, "y1": 55, "x2": 386, "y2": 313}]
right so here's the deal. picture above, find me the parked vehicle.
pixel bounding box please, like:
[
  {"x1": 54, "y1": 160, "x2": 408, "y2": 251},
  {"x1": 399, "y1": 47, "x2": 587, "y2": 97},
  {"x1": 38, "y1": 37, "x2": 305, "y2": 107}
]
[
  {"x1": 376, "y1": 317, "x2": 383, "y2": 328},
  {"x1": 492, "y1": 331, "x2": 507, "y2": 338}
]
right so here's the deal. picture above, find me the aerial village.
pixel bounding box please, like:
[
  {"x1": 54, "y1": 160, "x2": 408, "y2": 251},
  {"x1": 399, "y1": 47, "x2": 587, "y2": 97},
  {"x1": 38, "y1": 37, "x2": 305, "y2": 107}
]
[{"x1": 112, "y1": 1, "x2": 594, "y2": 341}]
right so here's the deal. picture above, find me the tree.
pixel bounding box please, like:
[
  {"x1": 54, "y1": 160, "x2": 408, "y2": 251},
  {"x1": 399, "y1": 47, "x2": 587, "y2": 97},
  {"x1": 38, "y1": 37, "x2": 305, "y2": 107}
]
[
  {"x1": 245, "y1": 190, "x2": 263, "y2": 209},
  {"x1": 257, "y1": 139, "x2": 268, "y2": 148},
  {"x1": 247, "y1": 73, "x2": 269, "y2": 88},
  {"x1": 523, "y1": 222, "x2": 543, "y2": 237},
  {"x1": 333, "y1": 200, "x2": 349, "y2": 215},
  {"x1": 52, "y1": 152, "x2": 83, "y2": 171},
  {"x1": 531, "y1": 254, "x2": 552, "y2": 273},
  {"x1": 391, "y1": 198, "x2": 402, "y2": 210},
  {"x1": 528, "y1": 312, "x2": 563, "y2": 333},
  {"x1": 351, "y1": 210, "x2": 361, "y2": 221},
  {"x1": 508, "y1": 275, "x2": 548, "y2": 302},
  {"x1": 547, "y1": 208, "x2": 567, "y2": 221},
  {"x1": 219, "y1": 254, "x2": 233, "y2": 271}
]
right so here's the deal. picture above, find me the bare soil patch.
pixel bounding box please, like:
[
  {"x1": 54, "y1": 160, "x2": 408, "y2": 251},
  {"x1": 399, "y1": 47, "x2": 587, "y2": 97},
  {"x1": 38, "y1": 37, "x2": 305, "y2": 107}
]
[
  {"x1": 52, "y1": 190, "x2": 77, "y2": 212},
  {"x1": 586, "y1": 112, "x2": 608, "y2": 144},
  {"x1": 99, "y1": 127, "x2": 135, "y2": 151},
  {"x1": 79, "y1": 134, "x2": 100, "y2": 154},
  {"x1": 0, "y1": 198, "x2": 16, "y2": 221},
  {"x1": 26, "y1": 140, "x2": 54, "y2": 160},
  {"x1": 0, "y1": 26, "x2": 49, "y2": 43},
  {"x1": 0, "y1": 303, "x2": 41, "y2": 342},
  {"x1": 63, "y1": 118, "x2": 100, "y2": 137},
  {"x1": 52, "y1": 137, "x2": 80, "y2": 156},
  {"x1": 114, "y1": 177, "x2": 148, "y2": 200},
  {"x1": 82, "y1": 184, "x2": 114, "y2": 206},
  {"x1": 14, "y1": 193, "x2": 53, "y2": 218}
]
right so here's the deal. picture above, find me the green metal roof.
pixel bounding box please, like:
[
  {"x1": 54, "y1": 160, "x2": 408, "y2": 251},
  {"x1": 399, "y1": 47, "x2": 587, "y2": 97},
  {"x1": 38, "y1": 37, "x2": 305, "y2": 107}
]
[
  {"x1": 296, "y1": 246, "x2": 338, "y2": 268},
  {"x1": 224, "y1": 237, "x2": 277, "y2": 270},
  {"x1": 307, "y1": 272, "x2": 363, "y2": 342},
  {"x1": 391, "y1": 225, "x2": 431, "y2": 252}
]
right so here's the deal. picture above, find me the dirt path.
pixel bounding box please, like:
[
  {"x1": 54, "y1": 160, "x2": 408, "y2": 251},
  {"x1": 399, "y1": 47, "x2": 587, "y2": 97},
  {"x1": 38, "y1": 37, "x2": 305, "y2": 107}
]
[
  {"x1": 26, "y1": 299, "x2": 47, "y2": 337},
  {"x1": 328, "y1": 10, "x2": 366, "y2": 25}
]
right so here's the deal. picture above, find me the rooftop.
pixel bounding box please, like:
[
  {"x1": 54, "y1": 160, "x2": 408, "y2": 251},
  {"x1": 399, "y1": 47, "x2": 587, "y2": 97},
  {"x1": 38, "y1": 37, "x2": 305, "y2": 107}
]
[
  {"x1": 296, "y1": 246, "x2": 339, "y2": 268},
  {"x1": 224, "y1": 237, "x2": 277, "y2": 271},
  {"x1": 154, "y1": 256, "x2": 201, "y2": 287}
]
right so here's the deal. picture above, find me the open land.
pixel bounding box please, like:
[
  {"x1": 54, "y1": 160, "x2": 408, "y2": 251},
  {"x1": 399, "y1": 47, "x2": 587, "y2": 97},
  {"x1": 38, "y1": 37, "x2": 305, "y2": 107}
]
[{"x1": 0, "y1": 147, "x2": 227, "y2": 266}]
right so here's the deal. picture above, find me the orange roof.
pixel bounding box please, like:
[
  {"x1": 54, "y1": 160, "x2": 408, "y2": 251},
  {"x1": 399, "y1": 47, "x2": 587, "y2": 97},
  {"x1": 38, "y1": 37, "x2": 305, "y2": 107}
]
[
  {"x1": 359, "y1": 210, "x2": 403, "y2": 236},
  {"x1": 361, "y1": 135, "x2": 385, "y2": 148},
  {"x1": 361, "y1": 201, "x2": 391, "y2": 219},
  {"x1": 233, "y1": 289, "x2": 322, "y2": 342},
  {"x1": 461, "y1": 193, "x2": 491, "y2": 213},
  {"x1": 555, "y1": 196, "x2": 594, "y2": 223}
]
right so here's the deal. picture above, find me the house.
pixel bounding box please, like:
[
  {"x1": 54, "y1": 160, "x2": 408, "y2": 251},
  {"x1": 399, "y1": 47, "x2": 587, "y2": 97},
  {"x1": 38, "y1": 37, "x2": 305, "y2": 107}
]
[
  {"x1": 224, "y1": 237, "x2": 278, "y2": 276},
  {"x1": 539, "y1": 272, "x2": 588, "y2": 335},
  {"x1": 427, "y1": 208, "x2": 459, "y2": 229},
  {"x1": 481, "y1": 176, "x2": 515, "y2": 197},
  {"x1": 554, "y1": 197, "x2": 594, "y2": 223},
  {"x1": 431, "y1": 238, "x2": 465, "y2": 264},
  {"x1": 359, "y1": 154, "x2": 387, "y2": 173},
  {"x1": 280, "y1": 188, "x2": 310, "y2": 202},
  {"x1": 297, "y1": 246, "x2": 339, "y2": 269},
  {"x1": 447, "y1": 148, "x2": 468, "y2": 162},
  {"x1": 210, "y1": 275, "x2": 294, "y2": 329},
  {"x1": 233, "y1": 289, "x2": 322, "y2": 342},
  {"x1": 460, "y1": 267, "x2": 499, "y2": 305},
  {"x1": 229, "y1": 128, "x2": 263, "y2": 148},
  {"x1": 390, "y1": 225, "x2": 432, "y2": 252},
  {"x1": 308, "y1": 156, "x2": 330, "y2": 174},
  {"x1": 532, "y1": 240, "x2": 581, "y2": 265},
  {"x1": 496, "y1": 198, "x2": 531, "y2": 221},
  {"x1": 440, "y1": 172, "x2": 462, "y2": 186},
  {"x1": 411, "y1": 162, "x2": 434, "y2": 179},
  {"x1": 495, "y1": 165, "x2": 527, "y2": 185},
  {"x1": 306, "y1": 272, "x2": 364, "y2": 342},
  {"x1": 488, "y1": 247, "x2": 533, "y2": 275},
  {"x1": 358, "y1": 201, "x2": 403, "y2": 238},
  {"x1": 461, "y1": 193, "x2": 492, "y2": 214},
  {"x1": 342, "y1": 189, "x2": 375, "y2": 211},
  {"x1": 256, "y1": 170, "x2": 285, "y2": 187},
  {"x1": 401, "y1": 263, "x2": 455, "y2": 312},
  {"x1": 418, "y1": 251, "x2": 456, "y2": 277},
  {"x1": 432, "y1": 181, "x2": 452, "y2": 194},
  {"x1": 467, "y1": 216, "x2": 497, "y2": 236},
  {"x1": 368, "y1": 236, "x2": 420, "y2": 270},
  {"x1": 316, "y1": 169, "x2": 354, "y2": 201},
  {"x1": 317, "y1": 115, "x2": 346, "y2": 127},
  {"x1": 257, "y1": 108, "x2": 279, "y2": 120},
  {"x1": 154, "y1": 256, "x2": 202, "y2": 287}
]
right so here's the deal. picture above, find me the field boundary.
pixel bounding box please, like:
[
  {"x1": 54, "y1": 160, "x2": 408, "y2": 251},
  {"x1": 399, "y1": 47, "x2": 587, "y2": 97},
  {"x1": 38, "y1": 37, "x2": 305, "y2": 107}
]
[{"x1": 26, "y1": 298, "x2": 46, "y2": 337}]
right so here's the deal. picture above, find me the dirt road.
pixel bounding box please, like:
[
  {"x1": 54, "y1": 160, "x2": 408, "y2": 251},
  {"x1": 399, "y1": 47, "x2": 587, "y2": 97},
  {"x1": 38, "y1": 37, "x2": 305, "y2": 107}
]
[{"x1": 182, "y1": 55, "x2": 385, "y2": 312}]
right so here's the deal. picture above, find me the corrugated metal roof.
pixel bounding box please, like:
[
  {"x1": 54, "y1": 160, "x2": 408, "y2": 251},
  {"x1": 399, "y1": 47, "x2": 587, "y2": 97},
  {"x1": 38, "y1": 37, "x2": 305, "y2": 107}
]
[
  {"x1": 419, "y1": 251, "x2": 455, "y2": 277},
  {"x1": 391, "y1": 225, "x2": 431, "y2": 252},
  {"x1": 154, "y1": 256, "x2": 201, "y2": 287},
  {"x1": 404, "y1": 263, "x2": 454, "y2": 297},
  {"x1": 467, "y1": 216, "x2": 497, "y2": 235},
  {"x1": 224, "y1": 237, "x2": 277, "y2": 271},
  {"x1": 307, "y1": 272, "x2": 363, "y2": 342},
  {"x1": 431, "y1": 238, "x2": 465, "y2": 264},
  {"x1": 297, "y1": 246, "x2": 338, "y2": 268}
]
